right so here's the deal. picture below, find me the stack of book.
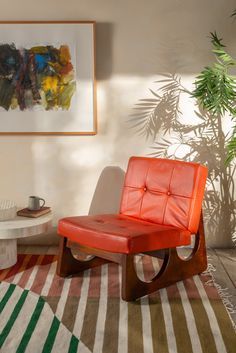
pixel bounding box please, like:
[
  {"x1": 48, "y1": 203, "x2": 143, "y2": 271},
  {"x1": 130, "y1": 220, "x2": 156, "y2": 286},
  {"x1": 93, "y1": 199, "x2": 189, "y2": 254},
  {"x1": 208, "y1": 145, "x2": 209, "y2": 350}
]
[{"x1": 17, "y1": 207, "x2": 51, "y2": 218}]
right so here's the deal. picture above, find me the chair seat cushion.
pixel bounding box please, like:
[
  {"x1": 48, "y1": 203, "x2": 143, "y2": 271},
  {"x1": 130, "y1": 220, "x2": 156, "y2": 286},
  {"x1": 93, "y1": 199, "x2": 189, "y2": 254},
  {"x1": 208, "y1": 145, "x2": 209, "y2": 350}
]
[{"x1": 58, "y1": 214, "x2": 191, "y2": 254}]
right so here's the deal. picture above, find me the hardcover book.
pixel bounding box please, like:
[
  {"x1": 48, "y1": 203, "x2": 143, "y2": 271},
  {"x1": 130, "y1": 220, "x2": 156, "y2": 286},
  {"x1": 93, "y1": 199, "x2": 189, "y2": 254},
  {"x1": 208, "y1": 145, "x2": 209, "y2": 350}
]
[{"x1": 17, "y1": 207, "x2": 51, "y2": 218}]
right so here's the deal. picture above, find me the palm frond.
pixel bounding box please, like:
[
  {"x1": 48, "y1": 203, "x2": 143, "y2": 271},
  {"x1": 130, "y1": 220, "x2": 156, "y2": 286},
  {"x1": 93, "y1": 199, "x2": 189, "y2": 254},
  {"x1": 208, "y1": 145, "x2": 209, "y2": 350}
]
[
  {"x1": 192, "y1": 64, "x2": 236, "y2": 116},
  {"x1": 129, "y1": 74, "x2": 184, "y2": 139},
  {"x1": 226, "y1": 133, "x2": 236, "y2": 164},
  {"x1": 149, "y1": 138, "x2": 175, "y2": 158},
  {"x1": 192, "y1": 31, "x2": 236, "y2": 129},
  {"x1": 210, "y1": 32, "x2": 235, "y2": 65},
  {"x1": 231, "y1": 9, "x2": 236, "y2": 18},
  {"x1": 210, "y1": 31, "x2": 225, "y2": 48}
]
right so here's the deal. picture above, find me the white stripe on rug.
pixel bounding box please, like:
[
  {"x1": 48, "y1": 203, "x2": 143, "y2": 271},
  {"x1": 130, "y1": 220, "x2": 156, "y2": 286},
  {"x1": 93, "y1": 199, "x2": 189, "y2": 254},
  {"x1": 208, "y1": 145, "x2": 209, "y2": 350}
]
[
  {"x1": 93, "y1": 264, "x2": 108, "y2": 353},
  {"x1": 41, "y1": 261, "x2": 57, "y2": 296},
  {"x1": 118, "y1": 265, "x2": 128, "y2": 353},
  {"x1": 194, "y1": 275, "x2": 227, "y2": 353},
  {"x1": 140, "y1": 258, "x2": 154, "y2": 353},
  {"x1": 177, "y1": 281, "x2": 203, "y2": 353},
  {"x1": 0, "y1": 281, "x2": 11, "y2": 298},
  {"x1": 73, "y1": 269, "x2": 91, "y2": 336},
  {"x1": 141, "y1": 296, "x2": 154, "y2": 353},
  {"x1": 151, "y1": 256, "x2": 161, "y2": 273},
  {"x1": 159, "y1": 288, "x2": 178, "y2": 353},
  {"x1": 11, "y1": 255, "x2": 32, "y2": 284},
  {"x1": 55, "y1": 277, "x2": 72, "y2": 320}
]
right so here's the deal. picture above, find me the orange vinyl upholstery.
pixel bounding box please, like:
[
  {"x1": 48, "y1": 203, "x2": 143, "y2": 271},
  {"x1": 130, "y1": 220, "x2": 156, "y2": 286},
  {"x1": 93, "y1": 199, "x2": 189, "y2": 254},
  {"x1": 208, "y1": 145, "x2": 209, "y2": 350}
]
[
  {"x1": 58, "y1": 214, "x2": 191, "y2": 254},
  {"x1": 58, "y1": 157, "x2": 208, "y2": 254},
  {"x1": 120, "y1": 157, "x2": 208, "y2": 233}
]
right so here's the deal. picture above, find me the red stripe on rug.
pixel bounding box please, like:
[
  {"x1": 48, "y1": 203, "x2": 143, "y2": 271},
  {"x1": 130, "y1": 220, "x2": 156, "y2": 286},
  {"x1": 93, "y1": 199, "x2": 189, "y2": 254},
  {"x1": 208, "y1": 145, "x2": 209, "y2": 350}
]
[
  {"x1": 166, "y1": 282, "x2": 181, "y2": 299},
  {"x1": 108, "y1": 263, "x2": 120, "y2": 297},
  {"x1": 47, "y1": 275, "x2": 65, "y2": 296},
  {"x1": 142, "y1": 255, "x2": 157, "y2": 280},
  {"x1": 47, "y1": 270, "x2": 66, "y2": 297},
  {"x1": 183, "y1": 277, "x2": 202, "y2": 299},
  {"x1": 2, "y1": 254, "x2": 33, "y2": 283},
  {"x1": 30, "y1": 255, "x2": 56, "y2": 294},
  {"x1": 0, "y1": 254, "x2": 25, "y2": 281},
  {"x1": 68, "y1": 275, "x2": 83, "y2": 297},
  {"x1": 17, "y1": 255, "x2": 39, "y2": 287},
  {"x1": 88, "y1": 266, "x2": 101, "y2": 297},
  {"x1": 144, "y1": 256, "x2": 161, "y2": 300},
  {"x1": 199, "y1": 274, "x2": 221, "y2": 300}
]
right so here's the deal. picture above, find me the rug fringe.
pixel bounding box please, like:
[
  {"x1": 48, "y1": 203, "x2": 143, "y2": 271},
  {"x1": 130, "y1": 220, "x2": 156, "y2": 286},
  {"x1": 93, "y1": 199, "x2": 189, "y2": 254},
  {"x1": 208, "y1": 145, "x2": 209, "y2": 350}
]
[{"x1": 202, "y1": 256, "x2": 236, "y2": 331}]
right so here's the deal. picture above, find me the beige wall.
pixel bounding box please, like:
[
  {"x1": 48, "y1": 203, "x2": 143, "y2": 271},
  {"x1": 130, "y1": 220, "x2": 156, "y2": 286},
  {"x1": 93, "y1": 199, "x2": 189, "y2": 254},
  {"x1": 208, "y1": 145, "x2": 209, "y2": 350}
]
[{"x1": 0, "y1": 0, "x2": 235, "y2": 247}]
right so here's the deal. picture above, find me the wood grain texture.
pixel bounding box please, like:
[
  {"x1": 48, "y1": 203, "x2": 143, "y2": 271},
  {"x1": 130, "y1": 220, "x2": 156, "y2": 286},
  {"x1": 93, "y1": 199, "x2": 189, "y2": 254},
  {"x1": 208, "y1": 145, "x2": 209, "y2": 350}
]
[{"x1": 56, "y1": 237, "x2": 110, "y2": 277}]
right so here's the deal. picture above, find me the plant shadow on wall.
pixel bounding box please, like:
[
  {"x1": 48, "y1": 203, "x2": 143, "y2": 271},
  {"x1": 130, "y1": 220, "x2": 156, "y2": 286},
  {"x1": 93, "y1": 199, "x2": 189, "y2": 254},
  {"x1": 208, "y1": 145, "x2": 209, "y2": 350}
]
[{"x1": 129, "y1": 73, "x2": 236, "y2": 246}]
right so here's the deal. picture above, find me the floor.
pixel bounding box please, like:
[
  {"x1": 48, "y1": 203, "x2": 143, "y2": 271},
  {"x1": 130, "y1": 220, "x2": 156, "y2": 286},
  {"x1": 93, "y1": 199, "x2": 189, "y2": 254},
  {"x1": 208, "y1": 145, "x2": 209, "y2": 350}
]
[{"x1": 18, "y1": 245, "x2": 236, "y2": 325}]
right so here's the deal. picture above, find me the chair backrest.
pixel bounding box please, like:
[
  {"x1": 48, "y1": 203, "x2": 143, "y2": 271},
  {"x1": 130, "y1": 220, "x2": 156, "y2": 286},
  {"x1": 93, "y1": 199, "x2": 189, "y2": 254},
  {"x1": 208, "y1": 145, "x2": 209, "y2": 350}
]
[{"x1": 120, "y1": 157, "x2": 208, "y2": 233}]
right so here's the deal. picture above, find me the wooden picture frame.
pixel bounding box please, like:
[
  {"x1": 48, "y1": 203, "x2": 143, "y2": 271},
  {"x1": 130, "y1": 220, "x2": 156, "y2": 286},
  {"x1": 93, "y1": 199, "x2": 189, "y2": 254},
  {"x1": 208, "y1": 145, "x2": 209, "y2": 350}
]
[{"x1": 0, "y1": 21, "x2": 97, "y2": 135}]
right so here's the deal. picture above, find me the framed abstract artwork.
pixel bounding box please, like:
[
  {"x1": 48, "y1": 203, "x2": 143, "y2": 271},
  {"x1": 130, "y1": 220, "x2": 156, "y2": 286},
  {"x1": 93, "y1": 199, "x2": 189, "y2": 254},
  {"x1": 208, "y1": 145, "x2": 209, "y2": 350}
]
[{"x1": 0, "y1": 21, "x2": 97, "y2": 135}]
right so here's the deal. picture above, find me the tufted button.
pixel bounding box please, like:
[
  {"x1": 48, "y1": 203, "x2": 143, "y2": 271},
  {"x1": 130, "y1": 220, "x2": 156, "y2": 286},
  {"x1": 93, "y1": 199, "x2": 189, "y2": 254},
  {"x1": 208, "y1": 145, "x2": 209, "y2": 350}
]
[
  {"x1": 167, "y1": 191, "x2": 171, "y2": 196},
  {"x1": 143, "y1": 187, "x2": 147, "y2": 192},
  {"x1": 95, "y1": 219, "x2": 105, "y2": 223}
]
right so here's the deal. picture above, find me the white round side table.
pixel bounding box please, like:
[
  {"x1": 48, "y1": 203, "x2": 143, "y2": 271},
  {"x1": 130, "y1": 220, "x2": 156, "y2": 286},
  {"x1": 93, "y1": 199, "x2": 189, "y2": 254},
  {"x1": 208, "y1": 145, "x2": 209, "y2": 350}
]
[{"x1": 0, "y1": 213, "x2": 53, "y2": 270}]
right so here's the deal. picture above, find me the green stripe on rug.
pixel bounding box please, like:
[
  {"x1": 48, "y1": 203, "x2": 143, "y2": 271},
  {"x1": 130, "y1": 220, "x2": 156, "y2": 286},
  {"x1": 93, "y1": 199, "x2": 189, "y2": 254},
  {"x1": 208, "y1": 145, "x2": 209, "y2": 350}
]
[
  {"x1": 68, "y1": 335, "x2": 79, "y2": 353},
  {"x1": 0, "y1": 284, "x2": 16, "y2": 314},
  {"x1": 0, "y1": 290, "x2": 28, "y2": 348},
  {"x1": 42, "y1": 316, "x2": 60, "y2": 353},
  {"x1": 16, "y1": 296, "x2": 45, "y2": 353}
]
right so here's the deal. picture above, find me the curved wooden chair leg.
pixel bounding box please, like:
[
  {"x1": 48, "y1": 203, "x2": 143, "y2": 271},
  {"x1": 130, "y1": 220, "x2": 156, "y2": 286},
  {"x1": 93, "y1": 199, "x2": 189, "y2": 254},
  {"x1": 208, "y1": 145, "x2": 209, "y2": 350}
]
[
  {"x1": 121, "y1": 214, "x2": 207, "y2": 301},
  {"x1": 56, "y1": 236, "x2": 110, "y2": 277}
]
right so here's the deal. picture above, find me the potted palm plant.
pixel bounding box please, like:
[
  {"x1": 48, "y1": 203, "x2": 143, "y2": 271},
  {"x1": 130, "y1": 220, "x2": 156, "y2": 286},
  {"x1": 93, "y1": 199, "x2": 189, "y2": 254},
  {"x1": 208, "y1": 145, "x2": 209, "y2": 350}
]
[
  {"x1": 192, "y1": 31, "x2": 236, "y2": 163},
  {"x1": 130, "y1": 12, "x2": 236, "y2": 246}
]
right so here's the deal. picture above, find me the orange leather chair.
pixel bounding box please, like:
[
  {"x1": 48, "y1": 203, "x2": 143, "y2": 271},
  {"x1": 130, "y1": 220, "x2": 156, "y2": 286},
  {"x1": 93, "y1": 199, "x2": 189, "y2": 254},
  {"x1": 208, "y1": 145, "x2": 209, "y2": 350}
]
[{"x1": 57, "y1": 157, "x2": 208, "y2": 301}]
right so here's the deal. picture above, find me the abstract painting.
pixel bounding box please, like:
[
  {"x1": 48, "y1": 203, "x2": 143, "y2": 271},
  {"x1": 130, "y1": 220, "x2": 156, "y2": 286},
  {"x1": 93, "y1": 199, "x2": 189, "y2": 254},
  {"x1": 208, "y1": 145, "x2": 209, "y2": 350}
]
[
  {"x1": 0, "y1": 21, "x2": 96, "y2": 135},
  {"x1": 0, "y1": 43, "x2": 76, "y2": 111}
]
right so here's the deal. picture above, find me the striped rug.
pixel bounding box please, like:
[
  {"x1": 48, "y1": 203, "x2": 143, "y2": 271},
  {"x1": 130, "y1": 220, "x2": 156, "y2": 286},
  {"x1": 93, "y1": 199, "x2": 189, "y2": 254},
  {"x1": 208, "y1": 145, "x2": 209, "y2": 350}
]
[
  {"x1": 0, "y1": 281, "x2": 90, "y2": 353},
  {"x1": 0, "y1": 254, "x2": 235, "y2": 353}
]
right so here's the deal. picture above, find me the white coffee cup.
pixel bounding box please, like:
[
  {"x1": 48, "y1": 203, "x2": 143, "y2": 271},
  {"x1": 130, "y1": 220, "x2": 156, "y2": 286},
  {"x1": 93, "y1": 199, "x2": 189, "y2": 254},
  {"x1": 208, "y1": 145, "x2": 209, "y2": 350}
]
[{"x1": 28, "y1": 196, "x2": 45, "y2": 211}]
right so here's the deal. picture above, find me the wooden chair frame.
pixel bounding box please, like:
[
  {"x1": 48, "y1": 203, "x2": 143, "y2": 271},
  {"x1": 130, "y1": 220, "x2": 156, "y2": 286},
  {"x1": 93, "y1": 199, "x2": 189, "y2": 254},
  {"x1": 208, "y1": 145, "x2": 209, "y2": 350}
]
[{"x1": 56, "y1": 212, "x2": 207, "y2": 301}]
